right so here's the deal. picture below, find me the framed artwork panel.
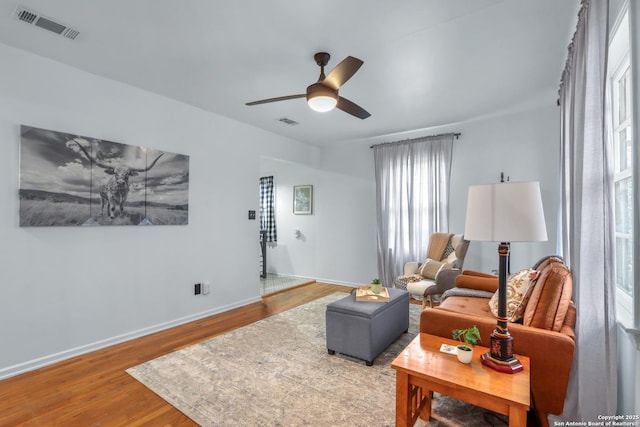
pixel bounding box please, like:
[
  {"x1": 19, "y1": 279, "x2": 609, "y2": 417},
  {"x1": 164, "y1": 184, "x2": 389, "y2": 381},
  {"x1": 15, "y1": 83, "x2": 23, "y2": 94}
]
[
  {"x1": 19, "y1": 125, "x2": 189, "y2": 226},
  {"x1": 293, "y1": 185, "x2": 313, "y2": 215}
]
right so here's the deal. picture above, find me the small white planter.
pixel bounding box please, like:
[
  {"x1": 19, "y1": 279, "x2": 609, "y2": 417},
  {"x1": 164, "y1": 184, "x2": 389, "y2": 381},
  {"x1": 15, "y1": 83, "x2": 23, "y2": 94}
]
[{"x1": 456, "y1": 345, "x2": 473, "y2": 364}]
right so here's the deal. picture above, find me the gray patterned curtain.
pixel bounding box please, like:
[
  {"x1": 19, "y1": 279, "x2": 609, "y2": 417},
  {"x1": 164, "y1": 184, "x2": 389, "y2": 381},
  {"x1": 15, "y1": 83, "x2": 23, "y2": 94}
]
[{"x1": 260, "y1": 176, "x2": 277, "y2": 243}]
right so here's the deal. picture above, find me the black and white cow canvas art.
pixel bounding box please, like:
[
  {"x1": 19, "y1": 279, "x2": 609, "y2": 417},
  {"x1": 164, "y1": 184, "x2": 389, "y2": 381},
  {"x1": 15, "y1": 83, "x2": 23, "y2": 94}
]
[{"x1": 19, "y1": 125, "x2": 189, "y2": 226}]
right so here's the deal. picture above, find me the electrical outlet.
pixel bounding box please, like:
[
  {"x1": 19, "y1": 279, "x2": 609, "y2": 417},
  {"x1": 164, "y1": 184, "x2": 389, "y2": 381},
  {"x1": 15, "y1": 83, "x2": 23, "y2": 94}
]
[
  {"x1": 202, "y1": 281, "x2": 210, "y2": 295},
  {"x1": 248, "y1": 210, "x2": 256, "y2": 220},
  {"x1": 194, "y1": 283, "x2": 201, "y2": 295}
]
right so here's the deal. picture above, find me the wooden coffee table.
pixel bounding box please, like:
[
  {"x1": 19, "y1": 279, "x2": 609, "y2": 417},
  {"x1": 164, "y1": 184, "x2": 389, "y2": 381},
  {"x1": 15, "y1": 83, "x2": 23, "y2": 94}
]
[{"x1": 391, "y1": 333, "x2": 530, "y2": 427}]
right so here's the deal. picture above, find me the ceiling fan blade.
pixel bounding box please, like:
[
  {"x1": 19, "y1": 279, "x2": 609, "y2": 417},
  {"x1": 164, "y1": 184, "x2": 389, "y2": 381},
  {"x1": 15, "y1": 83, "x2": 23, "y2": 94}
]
[
  {"x1": 323, "y1": 56, "x2": 363, "y2": 90},
  {"x1": 336, "y1": 96, "x2": 371, "y2": 119},
  {"x1": 246, "y1": 94, "x2": 305, "y2": 106}
]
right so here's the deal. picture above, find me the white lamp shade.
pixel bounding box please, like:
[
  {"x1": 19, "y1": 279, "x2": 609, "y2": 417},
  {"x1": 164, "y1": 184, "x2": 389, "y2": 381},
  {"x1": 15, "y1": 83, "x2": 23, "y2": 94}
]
[{"x1": 464, "y1": 181, "x2": 548, "y2": 242}]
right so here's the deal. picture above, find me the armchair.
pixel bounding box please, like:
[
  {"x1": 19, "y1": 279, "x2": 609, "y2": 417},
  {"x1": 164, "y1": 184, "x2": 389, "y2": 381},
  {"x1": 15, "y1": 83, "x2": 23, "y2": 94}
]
[{"x1": 393, "y1": 233, "x2": 470, "y2": 309}]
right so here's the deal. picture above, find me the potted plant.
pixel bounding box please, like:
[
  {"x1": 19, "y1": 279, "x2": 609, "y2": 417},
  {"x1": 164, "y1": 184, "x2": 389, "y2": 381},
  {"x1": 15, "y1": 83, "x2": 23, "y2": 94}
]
[
  {"x1": 370, "y1": 278, "x2": 381, "y2": 294},
  {"x1": 452, "y1": 325, "x2": 481, "y2": 364}
]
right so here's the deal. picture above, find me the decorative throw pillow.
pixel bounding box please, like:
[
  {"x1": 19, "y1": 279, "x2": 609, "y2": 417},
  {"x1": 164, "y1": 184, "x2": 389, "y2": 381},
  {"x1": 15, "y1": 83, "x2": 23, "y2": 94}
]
[
  {"x1": 444, "y1": 249, "x2": 458, "y2": 265},
  {"x1": 417, "y1": 259, "x2": 452, "y2": 280},
  {"x1": 442, "y1": 241, "x2": 456, "y2": 259},
  {"x1": 489, "y1": 268, "x2": 540, "y2": 322}
]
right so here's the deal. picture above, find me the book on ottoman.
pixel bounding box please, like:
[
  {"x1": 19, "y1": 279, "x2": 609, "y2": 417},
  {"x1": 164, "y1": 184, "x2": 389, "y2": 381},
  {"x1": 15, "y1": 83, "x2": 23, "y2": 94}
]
[{"x1": 355, "y1": 286, "x2": 390, "y2": 302}]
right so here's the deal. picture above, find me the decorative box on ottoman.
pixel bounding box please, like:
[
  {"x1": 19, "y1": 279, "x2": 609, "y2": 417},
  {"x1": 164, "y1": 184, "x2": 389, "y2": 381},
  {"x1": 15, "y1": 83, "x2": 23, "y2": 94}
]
[{"x1": 326, "y1": 288, "x2": 410, "y2": 366}]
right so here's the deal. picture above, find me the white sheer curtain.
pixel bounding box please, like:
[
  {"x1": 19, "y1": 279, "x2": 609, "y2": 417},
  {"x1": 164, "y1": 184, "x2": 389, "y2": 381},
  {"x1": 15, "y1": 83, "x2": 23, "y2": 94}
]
[
  {"x1": 555, "y1": 0, "x2": 617, "y2": 423},
  {"x1": 372, "y1": 134, "x2": 454, "y2": 288}
]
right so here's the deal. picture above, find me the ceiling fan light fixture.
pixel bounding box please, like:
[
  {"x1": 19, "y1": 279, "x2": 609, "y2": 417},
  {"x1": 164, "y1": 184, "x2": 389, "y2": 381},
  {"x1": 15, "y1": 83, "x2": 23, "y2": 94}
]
[
  {"x1": 308, "y1": 96, "x2": 337, "y2": 112},
  {"x1": 246, "y1": 53, "x2": 369, "y2": 119},
  {"x1": 306, "y1": 83, "x2": 338, "y2": 112}
]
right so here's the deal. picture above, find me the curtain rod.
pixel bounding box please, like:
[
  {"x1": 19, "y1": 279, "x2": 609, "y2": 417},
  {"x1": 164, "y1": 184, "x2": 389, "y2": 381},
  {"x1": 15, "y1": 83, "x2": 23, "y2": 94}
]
[{"x1": 370, "y1": 132, "x2": 461, "y2": 149}]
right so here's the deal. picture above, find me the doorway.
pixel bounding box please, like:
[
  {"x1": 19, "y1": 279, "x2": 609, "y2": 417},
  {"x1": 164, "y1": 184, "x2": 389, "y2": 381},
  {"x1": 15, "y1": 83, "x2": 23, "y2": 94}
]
[{"x1": 259, "y1": 174, "x2": 307, "y2": 294}]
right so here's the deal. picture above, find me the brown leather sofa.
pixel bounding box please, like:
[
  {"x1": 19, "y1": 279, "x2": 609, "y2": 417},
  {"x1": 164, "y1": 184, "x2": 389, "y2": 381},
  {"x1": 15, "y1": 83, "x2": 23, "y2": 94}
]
[{"x1": 419, "y1": 256, "x2": 575, "y2": 427}]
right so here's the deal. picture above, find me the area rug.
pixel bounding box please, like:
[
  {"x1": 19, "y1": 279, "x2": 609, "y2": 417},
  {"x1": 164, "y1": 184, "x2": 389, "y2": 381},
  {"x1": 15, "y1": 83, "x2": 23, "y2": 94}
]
[{"x1": 127, "y1": 293, "x2": 506, "y2": 426}]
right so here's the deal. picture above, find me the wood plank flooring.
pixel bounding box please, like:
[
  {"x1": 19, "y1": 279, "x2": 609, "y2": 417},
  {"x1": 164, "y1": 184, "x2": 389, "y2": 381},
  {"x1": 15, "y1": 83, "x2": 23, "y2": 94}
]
[{"x1": 0, "y1": 282, "x2": 352, "y2": 426}]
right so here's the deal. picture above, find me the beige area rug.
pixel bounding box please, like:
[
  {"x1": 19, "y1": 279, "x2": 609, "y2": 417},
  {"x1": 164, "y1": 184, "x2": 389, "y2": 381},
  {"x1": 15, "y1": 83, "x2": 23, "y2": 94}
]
[{"x1": 127, "y1": 293, "x2": 507, "y2": 426}]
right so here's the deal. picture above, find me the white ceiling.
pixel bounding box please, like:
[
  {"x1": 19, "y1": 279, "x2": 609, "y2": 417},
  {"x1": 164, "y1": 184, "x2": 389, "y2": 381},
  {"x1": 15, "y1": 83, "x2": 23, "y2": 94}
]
[{"x1": 0, "y1": 0, "x2": 579, "y2": 147}]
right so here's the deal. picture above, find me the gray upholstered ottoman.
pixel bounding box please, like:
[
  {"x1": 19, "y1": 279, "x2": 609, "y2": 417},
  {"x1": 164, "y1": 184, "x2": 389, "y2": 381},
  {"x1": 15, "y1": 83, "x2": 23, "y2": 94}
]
[{"x1": 325, "y1": 288, "x2": 410, "y2": 366}]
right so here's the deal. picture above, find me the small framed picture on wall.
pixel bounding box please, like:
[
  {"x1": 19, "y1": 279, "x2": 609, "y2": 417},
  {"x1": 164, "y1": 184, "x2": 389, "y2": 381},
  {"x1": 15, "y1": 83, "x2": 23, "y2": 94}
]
[{"x1": 293, "y1": 185, "x2": 313, "y2": 215}]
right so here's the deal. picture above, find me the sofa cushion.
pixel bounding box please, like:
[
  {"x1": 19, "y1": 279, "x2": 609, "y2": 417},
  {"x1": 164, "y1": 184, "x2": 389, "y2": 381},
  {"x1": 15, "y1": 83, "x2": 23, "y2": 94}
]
[
  {"x1": 523, "y1": 263, "x2": 573, "y2": 331},
  {"x1": 456, "y1": 273, "x2": 499, "y2": 293},
  {"x1": 488, "y1": 268, "x2": 540, "y2": 322},
  {"x1": 438, "y1": 295, "x2": 494, "y2": 318}
]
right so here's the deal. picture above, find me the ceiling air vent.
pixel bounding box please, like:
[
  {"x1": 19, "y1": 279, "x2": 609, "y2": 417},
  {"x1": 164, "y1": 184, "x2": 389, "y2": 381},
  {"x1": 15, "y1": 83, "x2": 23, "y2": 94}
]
[
  {"x1": 14, "y1": 6, "x2": 80, "y2": 40},
  {"x1": 278, "y1": 118, "x2": 299, "y2": 126}
]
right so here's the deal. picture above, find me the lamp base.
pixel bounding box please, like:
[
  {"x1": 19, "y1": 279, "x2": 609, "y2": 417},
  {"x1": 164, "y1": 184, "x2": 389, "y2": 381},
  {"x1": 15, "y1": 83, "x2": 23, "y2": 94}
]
[
  {"x1": 480, "y1": 331, "x2": 523, "y2": 374},
  {"x1": 481, "y1": 352, "x2": 523, "y2": 374}
]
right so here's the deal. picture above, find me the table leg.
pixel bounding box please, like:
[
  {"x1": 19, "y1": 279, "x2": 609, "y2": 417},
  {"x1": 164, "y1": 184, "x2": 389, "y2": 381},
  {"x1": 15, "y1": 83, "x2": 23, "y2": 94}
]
[
  {"x1": 419, "y1": 390, "x2": 432, "y2": 421},
  {"x1": 508, "y1": 406, "x2": 527, "y2": 427},
  {"x1": 395, "y1": 371, "x2": 410, "y2": 427}
]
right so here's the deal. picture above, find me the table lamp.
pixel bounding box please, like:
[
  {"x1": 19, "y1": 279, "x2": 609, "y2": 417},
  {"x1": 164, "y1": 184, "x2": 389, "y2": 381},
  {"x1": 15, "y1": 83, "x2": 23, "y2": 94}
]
[{"x1": 464, "y1": 180, "x2": 547, "y2": 373}]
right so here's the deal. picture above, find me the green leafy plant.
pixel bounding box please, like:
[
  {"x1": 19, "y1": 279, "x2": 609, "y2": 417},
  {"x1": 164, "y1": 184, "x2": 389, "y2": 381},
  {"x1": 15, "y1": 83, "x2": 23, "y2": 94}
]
[
  {"x1": 369, "y1": 278, "x2": 382, "y2": 294},
  {"x1": 452, "y1": 325, "x2": 481, "y2": 348}
]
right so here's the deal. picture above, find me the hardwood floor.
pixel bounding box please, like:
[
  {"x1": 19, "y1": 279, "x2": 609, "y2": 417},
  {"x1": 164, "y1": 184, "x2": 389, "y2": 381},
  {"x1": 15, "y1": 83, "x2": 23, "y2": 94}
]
[{"x1": 0, "y1": 282, "x2": 352, "y2": 426}]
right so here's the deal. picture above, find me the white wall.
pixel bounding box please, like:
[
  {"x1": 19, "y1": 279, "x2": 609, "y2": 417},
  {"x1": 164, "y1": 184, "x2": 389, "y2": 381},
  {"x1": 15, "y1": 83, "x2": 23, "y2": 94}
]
[{"x1": 0, "y1": 42, "x2": 318, "y2": 378}]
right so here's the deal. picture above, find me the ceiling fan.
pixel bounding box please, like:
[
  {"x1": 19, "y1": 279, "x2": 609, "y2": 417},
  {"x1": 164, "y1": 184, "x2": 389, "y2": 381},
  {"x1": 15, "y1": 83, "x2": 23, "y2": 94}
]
[{"x1": 245, "y1": 52, "x2": 371, "y2": 119}]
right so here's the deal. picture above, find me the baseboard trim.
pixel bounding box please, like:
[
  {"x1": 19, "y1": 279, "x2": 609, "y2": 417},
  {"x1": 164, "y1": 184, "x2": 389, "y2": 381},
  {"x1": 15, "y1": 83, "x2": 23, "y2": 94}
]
[
  {"x1": 0, "y1": 296, "x2": 261, "y2": 381},
  {"x1": 312, "y1": 277, "x2": 361, "y2": 288},
  {"x1": 265, "y1": 272, "x2": 360, "y2": 288}
]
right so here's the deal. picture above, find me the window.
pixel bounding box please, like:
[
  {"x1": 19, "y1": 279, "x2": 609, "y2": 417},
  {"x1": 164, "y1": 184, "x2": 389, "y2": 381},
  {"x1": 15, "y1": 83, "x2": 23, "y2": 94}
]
[
  {"x1": 608, "y1": 8, "x2": 634, "y2": 324},
  {"x1": 613, "y1": 63, "x2": 633, "y2": 297}
]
